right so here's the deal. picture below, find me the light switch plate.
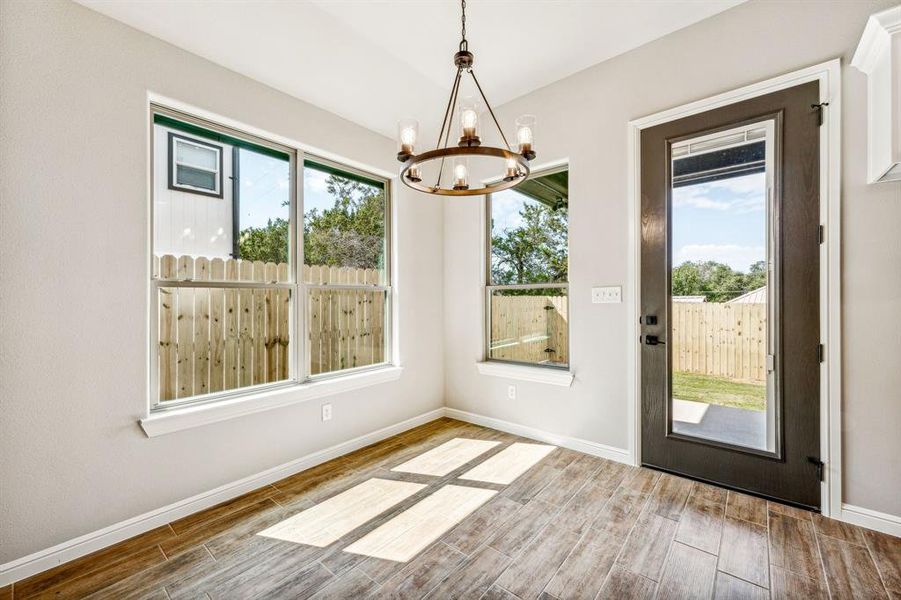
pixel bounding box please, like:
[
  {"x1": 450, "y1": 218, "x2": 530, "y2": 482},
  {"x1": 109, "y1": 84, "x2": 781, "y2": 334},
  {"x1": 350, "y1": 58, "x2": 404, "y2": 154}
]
[{"x1": 592, "y1": 286, "x2": 622, "y2": 304}]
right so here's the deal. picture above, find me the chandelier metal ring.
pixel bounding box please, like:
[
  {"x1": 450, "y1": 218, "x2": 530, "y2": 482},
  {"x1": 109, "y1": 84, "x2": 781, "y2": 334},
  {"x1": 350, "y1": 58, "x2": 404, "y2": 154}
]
[{"x1": 400, "y1": 146, "x2": 530, "y2": 197}]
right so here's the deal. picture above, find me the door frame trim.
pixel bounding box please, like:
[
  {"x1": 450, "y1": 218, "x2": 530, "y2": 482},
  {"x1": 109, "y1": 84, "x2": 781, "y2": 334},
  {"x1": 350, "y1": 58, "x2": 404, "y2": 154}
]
[{"x1": 626, "y1": 59, "x2": 842, "y2": 517}]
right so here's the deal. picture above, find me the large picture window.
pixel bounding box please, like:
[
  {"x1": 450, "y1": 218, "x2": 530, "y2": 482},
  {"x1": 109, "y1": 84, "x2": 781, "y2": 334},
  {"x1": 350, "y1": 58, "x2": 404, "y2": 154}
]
[
  {"x1": 150, "y1": 107, "x2": 391, "y2": 409},
  {"x1": 486, "y1": 167, "x2": 569, "y2": 368}
]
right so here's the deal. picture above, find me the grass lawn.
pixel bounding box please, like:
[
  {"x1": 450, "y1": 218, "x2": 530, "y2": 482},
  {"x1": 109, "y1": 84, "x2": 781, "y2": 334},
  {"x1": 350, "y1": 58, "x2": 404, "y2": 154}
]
[{"x1": 672, "y1": 371, "x2": 766, "y2": 412}]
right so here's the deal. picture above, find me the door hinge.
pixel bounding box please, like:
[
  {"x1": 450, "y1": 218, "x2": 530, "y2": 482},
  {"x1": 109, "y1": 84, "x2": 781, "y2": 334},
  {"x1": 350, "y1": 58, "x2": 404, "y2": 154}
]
[
  {"x1": 808, "y1": 456, "x2": 825, "y2": 481},
  {"x1": 811, "y1": 102, "x2": 829, "y2": 126},
  {"x1": 817, "y1": 344, "x2": 825, "y2": 363},
  {"x1": 818, "y1": 224, "x2": 825, "y2": 244}
]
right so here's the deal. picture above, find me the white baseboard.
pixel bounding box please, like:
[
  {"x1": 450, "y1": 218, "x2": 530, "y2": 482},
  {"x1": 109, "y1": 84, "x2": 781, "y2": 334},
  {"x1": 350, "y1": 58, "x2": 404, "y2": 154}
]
[
  {"x1": 840, "y1": 503, "x2": 901, "y2": 538},
  {"x1": 0, "y1": 407, "x2": 445, "y2": 587},
  {"x1": 444, "y1": 407, "x2": 635, "y2": 466}
]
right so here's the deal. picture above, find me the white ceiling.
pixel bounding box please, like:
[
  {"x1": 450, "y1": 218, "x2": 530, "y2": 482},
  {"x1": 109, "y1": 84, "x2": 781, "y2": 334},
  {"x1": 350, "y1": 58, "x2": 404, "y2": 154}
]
[{"x1": 77, "y1": 0, "x2": 745, "y2": 138}]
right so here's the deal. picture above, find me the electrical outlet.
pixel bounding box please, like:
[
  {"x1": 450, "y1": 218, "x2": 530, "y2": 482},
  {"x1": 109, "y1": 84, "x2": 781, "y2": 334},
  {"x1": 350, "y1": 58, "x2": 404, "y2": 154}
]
[
  {"x1": 592, "y1": 286, "x2": 622, "y2": 304},
  {"x1": 321, "y1": 403, "x2": 332, "y2": 422},
  {"x1": 507, "y1": 385, "x2": 516, "y2": 400}
]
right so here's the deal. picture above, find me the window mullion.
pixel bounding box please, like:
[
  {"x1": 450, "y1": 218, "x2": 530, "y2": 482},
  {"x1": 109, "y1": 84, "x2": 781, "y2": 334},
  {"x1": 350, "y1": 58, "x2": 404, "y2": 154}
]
[{"x1": 295, "y1": 148, "x2": 306, "y2": 383}]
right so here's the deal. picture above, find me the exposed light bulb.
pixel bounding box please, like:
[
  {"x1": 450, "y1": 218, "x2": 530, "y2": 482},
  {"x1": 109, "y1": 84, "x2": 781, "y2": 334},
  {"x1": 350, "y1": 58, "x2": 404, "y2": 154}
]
[
  {"x1": 505, "y1": 157, "x2": 518, "y2": 181},
  {"x1": 517, "y1": 126, "x2": 533, "y2": 145},
  {"x1": 462, "y1": 109, "x2": 478, "y2": 130},
  {"x1": 454, "y1": 163, "x2": 468, "y2": 184},
  {"x1": 515, "y1": 115, "x2": 536, "y2": 159},
  {"x1": 397, "y1": 119, "x2": 419, "y2": 159}
]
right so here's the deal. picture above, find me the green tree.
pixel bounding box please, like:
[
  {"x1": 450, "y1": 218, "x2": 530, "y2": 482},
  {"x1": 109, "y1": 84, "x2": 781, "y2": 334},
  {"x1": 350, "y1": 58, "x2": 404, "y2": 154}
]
[
  {"x1": 236, "y1": 174, "x2": 385, "y2": 269},
  {"x1": 237, "y1": 217, "x2": 289, "y2": 263},
  {"x1": 303, "y1": 176, "x2": 385, "y2": 270},
  {"x1": 746, "y1": 260, "x2": 767, "y2": 290},
  {"x1": 491, "y1": 202, "x2": 568, "y2": 286},
  {"x1": 671, "y1": 260, "x2": 766, "y2": 302}
]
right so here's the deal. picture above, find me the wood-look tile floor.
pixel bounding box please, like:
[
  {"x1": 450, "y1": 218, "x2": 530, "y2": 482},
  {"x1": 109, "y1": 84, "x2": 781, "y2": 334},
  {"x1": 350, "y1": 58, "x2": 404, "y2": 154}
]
[{"x1": 6, "y1": 418, "x2": 899, "y2": 599}]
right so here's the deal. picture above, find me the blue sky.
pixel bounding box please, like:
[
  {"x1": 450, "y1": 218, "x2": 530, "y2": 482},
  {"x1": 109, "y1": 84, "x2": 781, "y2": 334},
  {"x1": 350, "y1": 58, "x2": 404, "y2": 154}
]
[
  {"x1": 302, "y1": 166, "x2": 338, "y2": 216},
  {"x1": 671, "y1": 172, "x2": 766, "y2": 272},
  {"x1": 237, "y1": 149, "x2": 290, "y2": 228},
  {"x1": 491, "y1": 188, "x2": 531, "y2": 233},
  {"x1": 236, "y1": 152, "x2": 339, "y2": 229}
]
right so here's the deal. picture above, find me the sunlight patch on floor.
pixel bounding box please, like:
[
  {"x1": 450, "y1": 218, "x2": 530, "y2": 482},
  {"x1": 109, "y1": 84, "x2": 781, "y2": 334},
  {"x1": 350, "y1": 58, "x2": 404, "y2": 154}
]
[
  {"x1": 257, "y1": 478, "x2": 425, "y2": 547},
  {"x1": 459, "y1": 442, "x2": 556, "y2": 484},
  {"x1": 343, "y1": 485, "x2": 497, "y2": 562},
  {"x1": 672, "y1": 398, "x2": 710, "y2": 424},
  {"x1": 391, "y1": 438, "x2": 501, "y2": 476}
]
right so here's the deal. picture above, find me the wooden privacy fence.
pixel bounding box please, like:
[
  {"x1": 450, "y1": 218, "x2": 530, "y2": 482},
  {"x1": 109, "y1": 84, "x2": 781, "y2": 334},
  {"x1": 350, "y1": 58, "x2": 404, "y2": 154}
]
[
  {"x1": 671, "y1": 302, "x2": 767, "y2": 383},
  {"x1": 154, "y1": 255, "x2": 385, "y2": 402},
  {"x1": 490, "y1": 295, "x2": 568, "y2": 365},
  {"x1": 306, "y1": 265, "x2": 385, "y2": 378}
]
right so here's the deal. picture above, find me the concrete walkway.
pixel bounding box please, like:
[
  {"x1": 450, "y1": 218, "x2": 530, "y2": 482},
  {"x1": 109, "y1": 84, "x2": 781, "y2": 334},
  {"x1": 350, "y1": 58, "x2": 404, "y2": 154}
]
[{"x1": 672, "y1": 398, "x2": 766, "y2": 450}]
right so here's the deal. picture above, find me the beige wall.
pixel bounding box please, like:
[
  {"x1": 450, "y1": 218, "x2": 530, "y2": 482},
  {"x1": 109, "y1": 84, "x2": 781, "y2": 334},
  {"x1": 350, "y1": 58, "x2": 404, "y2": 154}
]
[
  {"x1": 443, "y1": 0, "x2": 901, "y2": 516},
  {"x1": 0, "y1": 0, "x2": 444, "y2": 562}
]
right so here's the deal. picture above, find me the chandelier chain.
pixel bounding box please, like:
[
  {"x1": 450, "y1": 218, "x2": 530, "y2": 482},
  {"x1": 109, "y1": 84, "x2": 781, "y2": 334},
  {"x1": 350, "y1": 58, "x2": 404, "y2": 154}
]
[{"x1": 459, "y1": 0, "x2": 467, "y2": 51}]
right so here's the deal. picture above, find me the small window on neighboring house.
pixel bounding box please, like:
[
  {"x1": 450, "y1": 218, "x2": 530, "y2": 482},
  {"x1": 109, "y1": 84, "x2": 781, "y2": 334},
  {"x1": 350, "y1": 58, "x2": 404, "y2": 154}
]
[{"x1": 169, "y1": 134, "x2": 223, "y2": 197}]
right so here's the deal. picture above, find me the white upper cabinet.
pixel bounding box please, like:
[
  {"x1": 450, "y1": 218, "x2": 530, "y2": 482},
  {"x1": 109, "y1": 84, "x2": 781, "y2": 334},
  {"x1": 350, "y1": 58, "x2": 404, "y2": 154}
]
[{"x1": 853, "y1": 5, "x2": 901, "y2": 183}]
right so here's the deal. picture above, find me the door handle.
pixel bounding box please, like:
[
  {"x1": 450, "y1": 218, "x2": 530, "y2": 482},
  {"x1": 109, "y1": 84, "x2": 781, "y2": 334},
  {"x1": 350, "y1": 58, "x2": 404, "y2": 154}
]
[{"x1": 644, "y1": 335, "x2": 666, "y2": 346}]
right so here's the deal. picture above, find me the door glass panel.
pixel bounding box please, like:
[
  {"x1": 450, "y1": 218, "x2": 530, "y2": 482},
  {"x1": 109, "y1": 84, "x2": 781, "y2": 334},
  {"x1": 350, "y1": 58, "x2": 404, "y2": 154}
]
[{"x1": 669, "y1": 120, "x2": 777, "y2": 453}]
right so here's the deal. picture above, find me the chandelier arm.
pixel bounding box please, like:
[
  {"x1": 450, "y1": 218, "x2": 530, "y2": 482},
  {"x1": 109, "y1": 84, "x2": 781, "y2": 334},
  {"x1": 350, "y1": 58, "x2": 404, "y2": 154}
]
[
  {"x1": 435, "y1": 68, "x2": 463, "y2": 150},
  {"x1": 469, "y1": 68, "x2": 512, "y2": 151},
  {"x1": 435, "y1": 68, "x2": 464, "y2": 189}
]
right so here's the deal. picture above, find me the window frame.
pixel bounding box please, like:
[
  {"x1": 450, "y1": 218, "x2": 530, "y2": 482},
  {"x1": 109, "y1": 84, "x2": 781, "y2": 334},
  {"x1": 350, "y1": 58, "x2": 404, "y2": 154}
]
[
  {"x1": 149, "y1": 104, "x2": 393, "y2": 413},
  {"x1": 484, "y1": 164, "x2": 570, "y2": 371},
  {"x1": 167, "y1": 132, "x2": 224, "y2": 198}
]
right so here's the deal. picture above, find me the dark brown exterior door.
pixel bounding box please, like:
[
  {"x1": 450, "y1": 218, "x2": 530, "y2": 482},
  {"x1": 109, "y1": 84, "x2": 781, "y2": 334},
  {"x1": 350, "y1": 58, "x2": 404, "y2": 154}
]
[{"x1": 640, "y1": 81, "x2": 821, "y2": 509}]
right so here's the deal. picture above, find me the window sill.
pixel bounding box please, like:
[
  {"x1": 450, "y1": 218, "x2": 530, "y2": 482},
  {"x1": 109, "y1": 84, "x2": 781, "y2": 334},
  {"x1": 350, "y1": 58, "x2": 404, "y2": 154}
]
[
  {"x1": 140, "y1": 366, "x2": 404, "y2": 437},
  {"x1": 475, "y1": 362, "x2": 574, "y2": 387}
]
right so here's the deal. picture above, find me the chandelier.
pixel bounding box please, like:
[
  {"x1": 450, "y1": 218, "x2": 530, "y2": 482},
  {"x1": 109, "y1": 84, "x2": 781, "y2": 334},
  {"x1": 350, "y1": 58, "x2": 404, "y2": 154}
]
[{"x1": 396, "y1": 0, "x2": 536, "y2": 196}]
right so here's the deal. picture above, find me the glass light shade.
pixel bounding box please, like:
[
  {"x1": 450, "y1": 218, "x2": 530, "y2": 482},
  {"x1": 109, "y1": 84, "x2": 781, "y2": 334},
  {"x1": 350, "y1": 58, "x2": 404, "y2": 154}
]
[
  {"x1": 397, "y1": 118, "x2": 419, "y2": 157},
  {"x1": 458, "y1": 98, "x2": 481, "y2": 144},
  {"x1": 504, "y1": 157, "x2": 519, "y2": 181},
  {"x1": 515, "y1": 114, "x2": 536, "y2": 157},
  {"x1": 452, "y1": 157, "x2": 469, "y2": 189}
]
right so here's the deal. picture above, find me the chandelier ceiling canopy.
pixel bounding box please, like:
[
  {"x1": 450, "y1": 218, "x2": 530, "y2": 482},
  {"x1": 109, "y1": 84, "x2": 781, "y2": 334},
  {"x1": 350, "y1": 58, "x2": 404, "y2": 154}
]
[{"x1": 396, "y1": 0, "x2": 536, "y2": 196}]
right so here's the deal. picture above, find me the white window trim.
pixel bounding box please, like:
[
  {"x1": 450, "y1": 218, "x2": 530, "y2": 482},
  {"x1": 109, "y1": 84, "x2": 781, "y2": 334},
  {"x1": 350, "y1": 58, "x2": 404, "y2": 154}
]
[
  {"x1": 146, "y1": 99, "x2": 398, "y2": 433},
  {"x1": 476, "y1": 361, "x2": 574, "y2": 387},
  {"x1": 140, "y1": 366, "x2": 403, "y2": 437}
]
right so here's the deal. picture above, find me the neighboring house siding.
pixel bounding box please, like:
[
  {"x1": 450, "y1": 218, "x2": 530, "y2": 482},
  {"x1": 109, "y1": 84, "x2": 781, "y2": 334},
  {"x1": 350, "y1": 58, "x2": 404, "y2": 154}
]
[
  {"x1": 728, "y1": 286, "x2": 767, "y2": 304},
  {"x1": 153, "y1": 124, "x2": 234, "y2": 259}
]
